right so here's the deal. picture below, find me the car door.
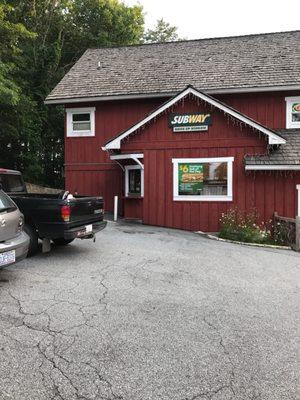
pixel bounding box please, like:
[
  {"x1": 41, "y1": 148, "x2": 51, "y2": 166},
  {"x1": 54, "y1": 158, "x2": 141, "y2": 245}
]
[{"x1": 0, "y1": 190, "x2": 19, "y2": 242}]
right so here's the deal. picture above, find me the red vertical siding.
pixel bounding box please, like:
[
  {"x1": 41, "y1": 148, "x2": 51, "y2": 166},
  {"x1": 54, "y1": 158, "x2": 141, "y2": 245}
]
[
  {"x1": 64, "y1": 90, "x2": 300, "y2": 220},
  {"x1": 65, "y1": 98, "x2": 166, "y2": 210},
  {"x1": 120, "y1": 95, "x2": 300, "y2": 231}
]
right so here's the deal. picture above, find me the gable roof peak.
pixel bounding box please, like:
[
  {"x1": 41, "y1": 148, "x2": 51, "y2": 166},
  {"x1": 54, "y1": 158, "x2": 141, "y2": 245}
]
[{"x1": 102, "y1": 86, "x2": 286, "y2": 150}]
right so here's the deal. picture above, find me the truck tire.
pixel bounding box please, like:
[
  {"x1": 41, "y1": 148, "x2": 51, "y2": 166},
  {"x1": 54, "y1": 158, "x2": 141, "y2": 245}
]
[
  {"x1": 52, "y1": 238, "x2": 75, "y2": 246},
  {"x1": 24, "y1": 224, "x2": 39, "y2": 256}
]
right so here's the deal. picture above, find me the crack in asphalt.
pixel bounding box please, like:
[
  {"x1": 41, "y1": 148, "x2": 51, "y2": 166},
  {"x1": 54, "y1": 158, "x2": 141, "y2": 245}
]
[
  {"x1": 201, "y1": 314, "x2": 236, "y2": 399},
  {"x1": 0, "y1": 224, "x2": 298, "y2": 400},
  {"x1": 0, "y1": 263, "x2": 122, "y2": 400},
  {"x1": 185, "y1": 384, "x2": 233, "y2": 399},
  {"x1": 126, "y1": 258, "x2": 159, "y2": 288},
  {"x1": 181, "y1": 312, "x2": 239, "y2": 400}
]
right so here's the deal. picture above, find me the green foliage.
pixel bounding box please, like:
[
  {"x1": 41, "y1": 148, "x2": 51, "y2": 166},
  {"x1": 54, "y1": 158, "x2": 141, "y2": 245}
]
[
  {"x1": 69, "y1": 0, "x2": 144, "y2": 51},
  {"x1": 0, "y1": 0, "x2": 41, "y2": 180},
  {"x1": 0, "y1": 0, "x2": 145, "y2": 187},
  {"x1": 143, "y1": 18, "x2": 180, "y2": 43},
  {"x1": 219, "y1": 207, "x2": 274, "y2": 244},
  {"x1": 0, "y1": 2, "x2": 33, "y2": 106},
  {"x1": 0, "y1": 62, "x2": 20, "y2": 105},
  {"x1": 0, "y1": 2, "x2": 35, "y2": 60}
]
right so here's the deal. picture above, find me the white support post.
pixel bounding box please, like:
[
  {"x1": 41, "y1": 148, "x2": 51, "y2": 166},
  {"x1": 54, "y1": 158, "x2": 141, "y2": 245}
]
[
  {"x1": 295, "y1": 217, "x2": 300, "y2": 252},
  {"x1": 297, "y1": 185, "x2": 300, "y2": 216},
  {"x1": 293, "y1": 185, "x2": 300, "y2": 251},
  {"x1": 114, "y1": 196, "x2": 118, "y2": 222}
]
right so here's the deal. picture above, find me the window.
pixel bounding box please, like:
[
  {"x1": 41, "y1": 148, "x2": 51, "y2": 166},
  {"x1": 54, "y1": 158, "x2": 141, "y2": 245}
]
[
  {"x1": 172, "y1": 157, "x2": 233, "y2": 201},
  {"x1": 285, "y1": 97, "x2": 300, "y2": 129},
  {"x1": 66, "y1": 107, "x2": 95, "y2": 137},
  {"x1": 125, "y1": 165, "x2": 144, "y2": 197},
  {"x1": 0, "y1": 190, "x2": 17, "y2": 212},
  {"x1": 0, "y1": 174, "x2": 25, "y2": 192}
]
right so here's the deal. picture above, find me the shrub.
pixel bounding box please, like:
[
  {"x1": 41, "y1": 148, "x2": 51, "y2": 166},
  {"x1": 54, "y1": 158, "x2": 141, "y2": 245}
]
[{"x1": 219, "y1": 207, "x2": 273, "y2": 244}]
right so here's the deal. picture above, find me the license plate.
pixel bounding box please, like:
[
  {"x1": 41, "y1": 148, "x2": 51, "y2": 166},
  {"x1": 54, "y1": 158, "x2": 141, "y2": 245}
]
[
  {"x1": 77, "y1": 224, "x2": 93, "y2": 237},
  {"x1": 77, "y1": 229, "x2": 86, "y2": 237},
  {"x1": 86, "y1": 224, "x2": 93, "y2": 233},
  {"x1": 0, "y1": 250, "x2": 16, "y2": 266}
]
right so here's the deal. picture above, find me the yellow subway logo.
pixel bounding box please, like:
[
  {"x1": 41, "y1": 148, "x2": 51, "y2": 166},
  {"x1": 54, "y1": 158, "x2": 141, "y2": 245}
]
[{"x1": 169, "y1": 113, "x2": 212, "y2": 127}]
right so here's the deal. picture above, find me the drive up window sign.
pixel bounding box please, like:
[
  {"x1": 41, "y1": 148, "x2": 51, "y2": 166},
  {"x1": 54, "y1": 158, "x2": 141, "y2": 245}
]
[{"x1": 169, "y1": 113, "x2": 212, "y2": 132}]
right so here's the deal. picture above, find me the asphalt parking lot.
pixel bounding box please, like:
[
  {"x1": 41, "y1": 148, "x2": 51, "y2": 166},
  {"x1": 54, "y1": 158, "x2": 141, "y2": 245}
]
[{"x1": 0, "y1": 221, "x2": 299, "y2": 400}]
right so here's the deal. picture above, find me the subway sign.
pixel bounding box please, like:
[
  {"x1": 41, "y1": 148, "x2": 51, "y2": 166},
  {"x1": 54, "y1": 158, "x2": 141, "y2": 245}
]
[{"x1": 169, "y1": 113, "x2": 212, "y2": 132}]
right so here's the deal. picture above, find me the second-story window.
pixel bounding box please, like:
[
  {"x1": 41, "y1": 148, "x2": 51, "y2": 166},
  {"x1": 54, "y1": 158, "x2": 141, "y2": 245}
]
[
  {"x1": 66, "y1": 107, "x2": 95, "y2": 137},
  {"x1": 285, "y1": 97, "x2": 300, "y2": 129}
]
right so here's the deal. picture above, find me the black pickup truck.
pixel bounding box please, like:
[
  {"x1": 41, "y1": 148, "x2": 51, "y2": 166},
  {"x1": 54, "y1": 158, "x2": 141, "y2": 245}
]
[{"x1": 0, "y1": 169, "x2": 107, "y2": 255}]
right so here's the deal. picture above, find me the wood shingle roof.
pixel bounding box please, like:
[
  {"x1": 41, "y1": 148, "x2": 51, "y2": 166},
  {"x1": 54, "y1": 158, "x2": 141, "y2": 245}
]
[
  {"x1": 45, "y1": 31, "x2": 300, "y2": 104},
  {"x1": 245, "y1": 130, "x2": 300, "y2": 168}
]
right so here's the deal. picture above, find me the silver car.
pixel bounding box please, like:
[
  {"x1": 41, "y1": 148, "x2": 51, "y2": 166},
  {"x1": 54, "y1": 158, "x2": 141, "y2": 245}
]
[{"x1": 0, "y1": 190, "x2": 29, "y2": 268}]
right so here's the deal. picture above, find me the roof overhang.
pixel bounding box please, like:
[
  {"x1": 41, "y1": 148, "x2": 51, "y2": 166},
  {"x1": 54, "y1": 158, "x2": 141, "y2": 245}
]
[
  {"x1": 44, "y1": 84, "x2": 300, "y2": 105},
  {"x1": 110, "y1": 153, "x2": 144, "y2": 169},
  {"x1": 245, "y1": 164, "x2": 300, "y2": 171},
  {"x1": 102, "y1": 86, "x2": 286, "y2": 150},
  {"x1": 110, "y1": 153, "x2": 143, "y2": 160}
]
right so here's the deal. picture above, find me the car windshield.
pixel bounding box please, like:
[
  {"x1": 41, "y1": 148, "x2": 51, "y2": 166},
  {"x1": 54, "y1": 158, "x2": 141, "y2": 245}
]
[
  {"x1": 0, "y1": 190, "x2": 17, "y2": 212},
  {"x1": 0, "y1": 173, "x2": 25, "y2": 192}
]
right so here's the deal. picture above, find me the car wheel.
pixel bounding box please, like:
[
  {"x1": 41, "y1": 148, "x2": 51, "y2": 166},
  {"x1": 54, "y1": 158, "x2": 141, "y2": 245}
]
[
  {"x1": 52, "y1": 238, "x2": 75, "y2": 246},
  {"x1": 24, "y1": 224, "x2": 39, "y2": 256}
]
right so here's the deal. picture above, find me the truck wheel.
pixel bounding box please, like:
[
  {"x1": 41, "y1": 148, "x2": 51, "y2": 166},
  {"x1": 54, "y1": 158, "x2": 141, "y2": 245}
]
[
  {"x1": 24, "y1": 224, "x2": 39, "y2": 256},
  {"x1": 52, "y1": 238, "x2": 75, "y2": 246}
]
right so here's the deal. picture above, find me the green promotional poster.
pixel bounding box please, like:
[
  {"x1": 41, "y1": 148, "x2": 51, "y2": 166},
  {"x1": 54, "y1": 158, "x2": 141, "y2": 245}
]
[{"x1": 178, "y1": 163, "x2": 204, "y2": 195}]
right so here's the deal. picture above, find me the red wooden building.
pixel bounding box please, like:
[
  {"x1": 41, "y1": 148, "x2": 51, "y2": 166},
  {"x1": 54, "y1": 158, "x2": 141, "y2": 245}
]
[{"x1": 45, "y1": 31, "x2": 300, "y2": 232}]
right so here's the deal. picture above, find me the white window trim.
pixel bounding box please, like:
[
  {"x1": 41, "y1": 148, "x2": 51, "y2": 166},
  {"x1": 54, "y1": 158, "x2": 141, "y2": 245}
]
[
  {"x1": 125, "y1": 165, "x2": 144, "y2": 197},
  {"x1": 66, "y1": 107, "x2": 95, "y2": 137},
  {"x1": 285, "y1": 97, "x2": 300, "y2": 129},
  {"x1": 172, "y1": 157, "x2": 234, "y2": 202},
  {"x1": 297, "y1": 185, "x2": 300, "y2": 217}
]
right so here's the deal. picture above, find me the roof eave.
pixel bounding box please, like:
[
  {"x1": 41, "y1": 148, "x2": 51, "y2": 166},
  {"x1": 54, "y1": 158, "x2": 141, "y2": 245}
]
[
  {"x1": 245, "y1": 164, "x2": 300, "y2": 170},
  {"x1": 44, "y1": 84, "x2": 300, "y2": 105}
]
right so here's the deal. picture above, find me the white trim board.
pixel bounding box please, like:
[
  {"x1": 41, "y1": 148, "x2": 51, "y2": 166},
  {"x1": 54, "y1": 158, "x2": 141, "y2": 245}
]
[
  {"x1": 103, "y1": 86, "x2": 285, "y2": 150},
  {"x1": 172, "y1": 157, "x2": 234, "y2": 164},
  {"x1": 44, "y1": 85, "x2": 300, "y2": 104},
  {"x1": 110, "y1": 153, "x2": 144, "y2": 169},
  {"x1": 297, "y1": 184, "x2": 300, "y2": 217},
  {"x1": 110, "y1": 153, "x2": 143, "y2": 160},
  {"x1": 245, "y1": 164, "x2": 300, "y2": 171}
]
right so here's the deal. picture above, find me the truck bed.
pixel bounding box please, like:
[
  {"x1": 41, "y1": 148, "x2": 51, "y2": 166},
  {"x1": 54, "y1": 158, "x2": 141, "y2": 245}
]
[
  {"x1": 0, "y1": 170, "x2": 106, "y2": 254},
  {"x1": 10, "y1": 192, "x2": 105, "y2": 239}
]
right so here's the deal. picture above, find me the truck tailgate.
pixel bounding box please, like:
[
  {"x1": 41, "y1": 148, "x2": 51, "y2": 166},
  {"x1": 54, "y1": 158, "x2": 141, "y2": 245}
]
[{"x1": 69, "y1": 196, "x2": 104, "y2": 226}]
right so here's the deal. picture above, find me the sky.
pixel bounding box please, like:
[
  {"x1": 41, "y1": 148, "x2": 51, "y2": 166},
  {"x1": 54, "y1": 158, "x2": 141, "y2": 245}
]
[{"x1": 125, "y1": 0, "x2": 300, "y2": 40}]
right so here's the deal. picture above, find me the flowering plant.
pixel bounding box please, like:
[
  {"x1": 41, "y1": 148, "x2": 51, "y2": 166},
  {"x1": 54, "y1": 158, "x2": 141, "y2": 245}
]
[{"x1": 219, "y1": 207, "x2": 273, "y2": 244}]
